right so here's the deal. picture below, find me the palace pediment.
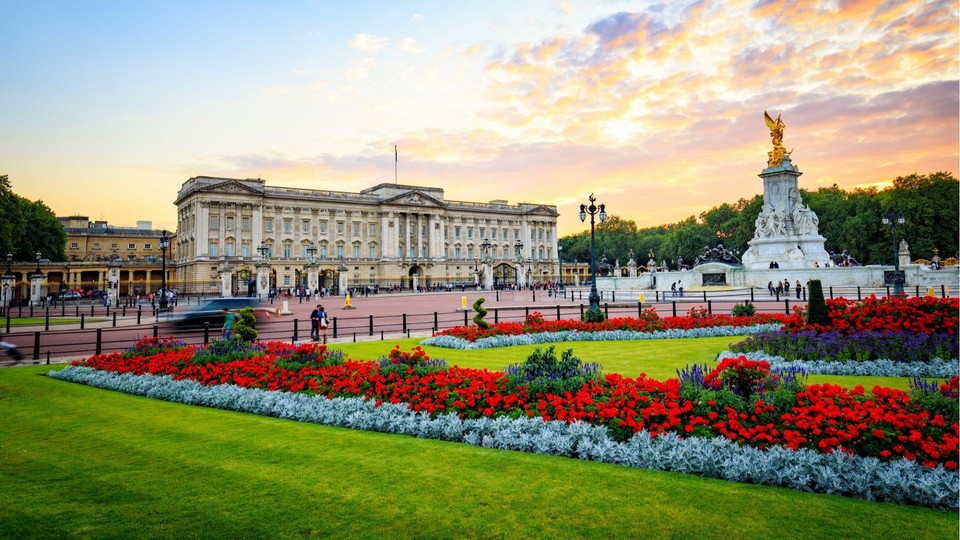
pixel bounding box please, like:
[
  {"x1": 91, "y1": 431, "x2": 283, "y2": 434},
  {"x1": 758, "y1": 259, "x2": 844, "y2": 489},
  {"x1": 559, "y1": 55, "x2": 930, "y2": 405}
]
[
  {"x1": 199, "y1": 180, "x2": 265, "y2": 196},
  {"x1": 382, "y1": 190, "x2": 446, "y2": 208},
  {"x1": 523, "y1": 205, "x2": 559, "y2": 217}
]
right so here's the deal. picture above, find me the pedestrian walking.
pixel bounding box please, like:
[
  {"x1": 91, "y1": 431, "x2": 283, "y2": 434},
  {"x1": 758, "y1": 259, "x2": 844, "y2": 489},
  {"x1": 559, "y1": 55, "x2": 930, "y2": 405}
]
[
  {"x1": 309, "y1": 303, "x2": 321, "y2": 341},
  {"x1": 0, "y1": 332, "x2": 23, "y2": 362},
  {"x1": 768, "y1": 281, "x2": 774, "y2": 296},
  {"x1": 222, "y1": 309, "x2": 236, "y2": 340},
  {"x1": 678, "y1": 279, "x2": 684, "y2": 297}
]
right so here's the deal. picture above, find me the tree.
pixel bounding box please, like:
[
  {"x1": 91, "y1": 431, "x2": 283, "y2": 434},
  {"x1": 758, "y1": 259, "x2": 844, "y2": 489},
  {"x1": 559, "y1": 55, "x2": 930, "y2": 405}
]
[{"x1": 0, "y1": 175, "x2": 67, "y2": 261}]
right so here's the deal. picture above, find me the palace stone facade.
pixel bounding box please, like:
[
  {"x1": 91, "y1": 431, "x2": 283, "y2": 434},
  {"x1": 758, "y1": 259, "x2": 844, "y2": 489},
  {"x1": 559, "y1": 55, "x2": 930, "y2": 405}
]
[{"x1": 174, "y1": 177, "x2": 560, "y2": 295}]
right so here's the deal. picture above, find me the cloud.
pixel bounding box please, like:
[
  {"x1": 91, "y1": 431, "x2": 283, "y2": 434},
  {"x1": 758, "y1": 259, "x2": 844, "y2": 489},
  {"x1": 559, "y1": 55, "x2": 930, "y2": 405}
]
[
  {"x1": 410, "y1": 13, "x2": 423, "y2": 22},
  {"x1": 398, "y1": 38, "x2": 424, "y2": 54},
  {"x1": 349, "y1": 33, "x2": 388, "y2": 54}
]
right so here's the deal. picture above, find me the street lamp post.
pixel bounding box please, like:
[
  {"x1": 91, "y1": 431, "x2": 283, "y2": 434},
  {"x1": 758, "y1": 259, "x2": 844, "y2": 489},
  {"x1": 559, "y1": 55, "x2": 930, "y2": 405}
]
[
  {"x1": 514, "y1": 238, "x2": 524, "y2": 287},
  {"x1": 579, "y1": 194, "x2": 607, "y2": 312},
  {"x1": 159, "y1": 230, "x2": 169, "y2": 310},
  {"x1": 881, "y1": 210, "x2": 906, "y2": 296},
  {"x1": 558, "y1": 244, "x2": 564, "y2": 291}
]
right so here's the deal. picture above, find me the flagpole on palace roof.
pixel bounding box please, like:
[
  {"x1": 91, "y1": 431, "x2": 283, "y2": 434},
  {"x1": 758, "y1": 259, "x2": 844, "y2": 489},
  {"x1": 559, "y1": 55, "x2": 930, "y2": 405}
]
[{"x1": 395, "y1": 145, "x2": 398, "y2": 185}]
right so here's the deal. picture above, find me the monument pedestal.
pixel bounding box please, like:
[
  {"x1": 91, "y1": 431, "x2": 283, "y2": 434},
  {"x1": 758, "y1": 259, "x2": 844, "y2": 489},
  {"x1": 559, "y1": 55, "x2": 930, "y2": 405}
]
[{"x1": 742, "y1": 156, "x2": 829, "y2": 269}]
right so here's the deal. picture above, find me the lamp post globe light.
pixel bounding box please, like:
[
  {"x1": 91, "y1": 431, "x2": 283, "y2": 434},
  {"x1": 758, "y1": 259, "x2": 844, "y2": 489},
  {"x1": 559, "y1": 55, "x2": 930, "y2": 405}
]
[
  {"x1": 579, "y1": 193, "x2": 607, "y2": 312},
  {"x1": 159, "y1": 230, "x2": 169, "y2": 310},
  {"x1": 881, "y1": 210, "x2": 906, "y2": 296}
]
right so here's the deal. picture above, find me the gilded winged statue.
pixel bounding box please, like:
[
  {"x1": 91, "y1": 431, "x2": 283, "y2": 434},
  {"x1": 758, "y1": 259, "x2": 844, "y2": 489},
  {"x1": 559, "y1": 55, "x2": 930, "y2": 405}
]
[{"x1": 764, "y1": 111, "x2": 793, "y2": 166}]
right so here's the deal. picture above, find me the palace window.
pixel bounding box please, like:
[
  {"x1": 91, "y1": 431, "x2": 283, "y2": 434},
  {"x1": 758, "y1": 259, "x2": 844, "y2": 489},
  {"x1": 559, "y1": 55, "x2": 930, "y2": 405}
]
[
  {"x1": 369, "y1": 223, "x2": 376, "y2": 236},
  {"x1": 302, "y1": 220, "x2": 310, "y2": 234},
  {"x1": 92, "y1": 242, "x2": 100, "y2": 250},
  {"x1": 144, "y1": 244, "x2": 152, "y2": 250},
  {"x1": 283, "y1": 244, "x2": 292, "y2": 258},
  {"x1": 336, "y1": 245, "x2": 344, "y2": 258},
  {"x1": 209, "y1": 241, "x2": 219, "y2": 257},
  {"x1": 265, "y1": 219, "x2": 273, "y2": 233},
  {"x1": 319, "y1": 246, "x2": 327, "y2": 258},
  {"x1": 320, "y1": 221, "x2": 328, "y2": 234},
  {"x1": 225, "y1": 242, "x2": 235, "y2": 257},
  {"x1": 353, "y1": 245, "x2": 360, "y2": 258},
  {"x1": 241, "y1": 242, "x2": 250, "y2": 257},
  {"x1": 369, "y1": 246, "x2": 377, "y2": 258},
  {"x1": 209, "y1": 215, "x2": 219, "y2": 229},
  {"x1": 337, "y1": 222, "x2": 344, "y2": 234},
  {"x1": 241, "y1": 216, "x2": 250, "y2": 232},
  {"x1": 225, "y1": 216, "x2": 235, "y2": 230},
  {"x1": 353, "y1": 222, "x2": 361, "y2": 236},
  {"x1": 284, "y1": 219, "x2": 293, "y2": 234},
  {"x1": 70, "y1": 242, "x2": 78, "y2": 249},
  {"x1": 128, "y1": 243, "x2": 136, "y2": 250}
]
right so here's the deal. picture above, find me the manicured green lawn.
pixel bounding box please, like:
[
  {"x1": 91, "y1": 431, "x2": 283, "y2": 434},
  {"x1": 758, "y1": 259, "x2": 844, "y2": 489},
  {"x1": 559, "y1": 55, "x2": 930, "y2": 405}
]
[
  {"x1": 1, "y1": 365, "x2": 955, "y2": 539},
  {"x1": 4, "y1": 317, "x2": 90, "y2": 326},
  {"x1": 333, "y1": 336, "x2": 922, "y2": 391}
]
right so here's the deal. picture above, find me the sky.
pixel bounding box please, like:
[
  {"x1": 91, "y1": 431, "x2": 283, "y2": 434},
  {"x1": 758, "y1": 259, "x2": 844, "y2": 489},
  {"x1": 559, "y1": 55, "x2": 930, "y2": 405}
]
[{"x1": 1, "y1": 0, "x2": 957, "y2": 236}]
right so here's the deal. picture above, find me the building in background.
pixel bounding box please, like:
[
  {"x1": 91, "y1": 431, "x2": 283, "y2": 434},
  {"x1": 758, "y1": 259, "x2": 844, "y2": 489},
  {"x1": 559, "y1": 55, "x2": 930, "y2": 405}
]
[{"x1": 174, "y1": 177, "x2": 560, "y2": 295}]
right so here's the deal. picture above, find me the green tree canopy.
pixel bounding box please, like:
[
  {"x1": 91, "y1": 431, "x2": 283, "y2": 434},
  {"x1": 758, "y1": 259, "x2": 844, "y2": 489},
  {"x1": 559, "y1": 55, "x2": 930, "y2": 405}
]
[{"x1": 0, "y1": 175, "x2": 67, "y2": 262}]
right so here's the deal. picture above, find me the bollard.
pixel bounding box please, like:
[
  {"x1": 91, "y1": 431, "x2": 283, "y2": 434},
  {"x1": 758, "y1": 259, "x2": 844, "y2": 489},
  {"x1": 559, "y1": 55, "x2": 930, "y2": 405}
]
[
  {"x1": 61, "y1": 304, "x2": 65, "y2": 317},
  {"x1": 637, "y1": 301, "x2": 642, "y2": 318},
  {"x1": 496, "y1": 291, "x2": 499, "y2": 302},
  {"x1": 46, "y1": 351, "x2": 50, "y2": 365},
  {"x1": 381, "y1": 330, "x2": 384, "y2": 340},
  {"x1": 96, "y1": 328, "x2": 102, "y2": 355},
  {"x1": 122, "y1": 305, "x2": 126, "y2": 317},
  {"x1": 612, "y1": 291, "x2": 615, "y2": 302},
  {"x1": 533, "y1": 290, "x2": 536, "y2": 302},
  {"x1": 857, "y1": 286, "x2": 862, "y2": 300},
  {"x1": 672, "y1": 301, "x2": 677, "y2": 317},
  {"x1": 112, "y1": 312, "x2": 117, "y2": 327},
  {"x1": 137, "y1": 309, "x2": 142, "y2": 325},
  {"x1": 525, "y1": 306, "x2": 529, "y2": 318},
  {"x1": 703, "y1": 291, "x2": 707, "y2": 302},
  {"x1": 369, "y1": 315, "x2": 374, "y2": 337},
  {"x1": 604, "y1": 303, "x2": 609, "y2": 318},
  {"x1": 90, "y1": 305, "x2": 95, "y2": 317},
  {"x1": 579, "y1": 304, "x2": 584, "y2": 318},
  {"x1": 784, "y1": 300, "x2": 790, "y2": 314},
  {"x1": 556, "y1": 305, "x2": 561, "y2": 321},
  {"x1": 494, "y1": 308, "x2": 498, "y2": 324},
  {"x1": 750, "y1": 288, "x2": 755, "y2": 302},
  {"x1": 80, "y1": 313, "x2": 85, "y2": 330},
  {"x1": 75, "y1": 306, "x2": 79, "y2": 317},
  {"x1": 829, "y1": 286, "x2": 833, "y2": 299},
  {"x1": 707, "y1": 300, "x2": 712, "y2": 315},
  {"x1": 463, "y1": 310, "x2": 468, "y2": 326},
  {"x1": 402, "y1": 313, "x2": 407, "y2": 333},
  {"x1": 293, "y1": 319, "x2": 299, "y2": 341},
  {"x1": 353, "y1": 332, "x2": 357, "y2": 343},
  {"x1": 333, "y1": 317, "x2": 338, "y2": 338},
  {"x1": 33, "y1": 332, "x2": 40, "y2": 360},
  {"x1": 153, "y1": 325, "x2": 159, "y2": 338},
  {"x1": 45, "y1": 312, "x2": 50, "y2": 331},
  {"x1": 433, "y1": 312, "x2": 438, "y2": 330},
  {"x1": 203, "y1": 322, "x2": 210, "y2": 345}
]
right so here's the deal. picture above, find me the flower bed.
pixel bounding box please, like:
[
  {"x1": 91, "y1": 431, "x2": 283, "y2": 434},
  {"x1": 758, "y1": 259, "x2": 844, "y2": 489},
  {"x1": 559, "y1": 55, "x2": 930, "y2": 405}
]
[
  {"x1": 730, "y1": 296, "x2": 959, "y2": 368},
  {"x1": 66, "y1": 339, "x2": 959, "y2": 472},
  {"x1": 782, "y1": 295, "x2": 958, "y2": 335},
  {"x1": 433, "y1": 310, "x2": 793, "y2": 343}
]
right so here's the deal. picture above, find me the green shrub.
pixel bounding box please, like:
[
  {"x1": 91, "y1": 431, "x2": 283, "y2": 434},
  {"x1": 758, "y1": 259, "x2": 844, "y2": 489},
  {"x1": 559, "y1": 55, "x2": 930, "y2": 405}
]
[
  {"x1": 806, "y1": 280, "x2": 829, "y2": 327},
  {"x1": 472, "y1": 298, "x2": 489, "y2": 329},
  {"x1": 732, "y1": 301, "x2": 756, "y2": 317},
  {"x1": 275, "y1": 346, "x2": 345, "y2": 372},
  {"x1": 233, "y1": 307, "x2": 258, "y2": 343},
  {"x1": 504, "y1": 346, "x2": 603, "y2": 396},
  {"x1": 581, "y1": 307, "x2": 606, "y2": 323},
  {"x1": 191, "y1": 338, "x2": 262, "y2": 365}
]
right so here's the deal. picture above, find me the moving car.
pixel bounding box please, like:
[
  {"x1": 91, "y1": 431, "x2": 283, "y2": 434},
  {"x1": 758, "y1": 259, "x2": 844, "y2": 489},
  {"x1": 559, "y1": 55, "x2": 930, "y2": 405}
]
[
  {"x1": 168, "y1": 298, "x2": 277, "y2": 329},
  {"x1": 58, "y1": 291, "x2": 82, "y2": 301}
]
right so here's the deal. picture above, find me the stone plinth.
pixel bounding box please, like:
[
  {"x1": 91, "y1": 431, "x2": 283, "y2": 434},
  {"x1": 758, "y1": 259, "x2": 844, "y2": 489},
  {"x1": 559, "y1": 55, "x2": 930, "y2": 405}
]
[{"x1": 742, "y1": 156, "x2": 829, "y2": 269}]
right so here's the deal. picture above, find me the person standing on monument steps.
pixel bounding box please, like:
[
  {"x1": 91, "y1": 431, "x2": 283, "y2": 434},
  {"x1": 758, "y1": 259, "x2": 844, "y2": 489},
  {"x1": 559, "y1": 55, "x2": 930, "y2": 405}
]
[
  {"x1": 677, "y1": 279, "x2": 684, "y2": 297},
  {"x1": 795, "y1": 280, "x2": 802, "y2": 299}
]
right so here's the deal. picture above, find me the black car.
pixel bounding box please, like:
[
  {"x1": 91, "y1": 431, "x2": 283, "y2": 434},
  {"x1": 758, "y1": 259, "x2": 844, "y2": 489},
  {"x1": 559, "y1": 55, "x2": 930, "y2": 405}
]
[{"x1": 169, "y1": 298, "x2": 274, "y2": 329}]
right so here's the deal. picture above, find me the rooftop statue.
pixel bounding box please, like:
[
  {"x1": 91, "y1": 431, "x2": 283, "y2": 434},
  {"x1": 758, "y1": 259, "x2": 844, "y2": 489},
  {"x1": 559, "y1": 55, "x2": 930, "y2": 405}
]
[{"x1": 764, "y1": 111, "x2": 793, "y2": 167}]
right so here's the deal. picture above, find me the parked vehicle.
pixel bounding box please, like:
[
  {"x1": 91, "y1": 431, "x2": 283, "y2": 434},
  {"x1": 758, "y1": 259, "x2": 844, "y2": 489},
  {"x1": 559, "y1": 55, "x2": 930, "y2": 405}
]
[{"x1": 58, "y1": 291, "x2": 82, "y2": 301}]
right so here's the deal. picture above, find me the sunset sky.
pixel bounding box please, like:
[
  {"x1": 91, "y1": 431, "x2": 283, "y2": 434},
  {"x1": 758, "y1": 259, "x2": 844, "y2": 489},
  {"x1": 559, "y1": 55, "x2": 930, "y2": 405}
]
[{"x1": 1, "y1": 0, "x2": 957, "y2": 236}]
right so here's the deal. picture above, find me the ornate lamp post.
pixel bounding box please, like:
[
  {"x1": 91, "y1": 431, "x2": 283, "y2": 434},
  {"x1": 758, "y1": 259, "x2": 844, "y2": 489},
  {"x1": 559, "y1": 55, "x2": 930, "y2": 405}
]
[
  {"x1": 881, "y1": 210, "x2": 905, "y2": 296},
  {"x1": 2, "y1": 252, "x2": 15, "y2": 310},
  {"x1": 256, "y1": 242, "x2": 272, "y2": 298},
  {"x1": 579, "y1": 193, "x2": 607, "y2": 312},
  {"x1": 34, "y1": 251, "x2": 42, "y2": 274},
  {"x1": 159, "y1": 230, "x2": 169, "y2": 310},
  {"x1": 558, "y1": 244, "x2": 564, "y2": 290},
  {"x1": 514, "y1": 238, "x2": 524, "y2": 287}
]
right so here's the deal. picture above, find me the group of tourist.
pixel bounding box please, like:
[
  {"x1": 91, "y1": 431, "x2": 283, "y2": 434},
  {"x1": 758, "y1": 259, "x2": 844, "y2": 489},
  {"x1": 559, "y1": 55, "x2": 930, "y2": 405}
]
[
  {"x1": 669, "y1": 280, "x2": 684, "y2": 297},
  {"x1": 768, "y1": 279, "x2": 803, "y2": 299}
]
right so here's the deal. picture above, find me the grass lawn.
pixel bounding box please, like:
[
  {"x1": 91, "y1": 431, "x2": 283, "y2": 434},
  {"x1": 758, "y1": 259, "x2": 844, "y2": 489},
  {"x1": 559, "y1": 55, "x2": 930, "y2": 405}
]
[
  {"x1": 4, "y1": 317, "x2": 89, "y2": 326},
  {"x1": 331, "y1": 336, "x2": 923, "y2": 391},
  {"x1": 1, "y1": 365, "x2": 955, "y2": 539}
]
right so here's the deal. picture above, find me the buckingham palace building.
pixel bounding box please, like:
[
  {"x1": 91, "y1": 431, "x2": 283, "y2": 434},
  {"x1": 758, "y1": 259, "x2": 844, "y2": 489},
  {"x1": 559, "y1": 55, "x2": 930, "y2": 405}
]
[{"x1": 174, "y1": 176, "x2": 560, "y2": 295}]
